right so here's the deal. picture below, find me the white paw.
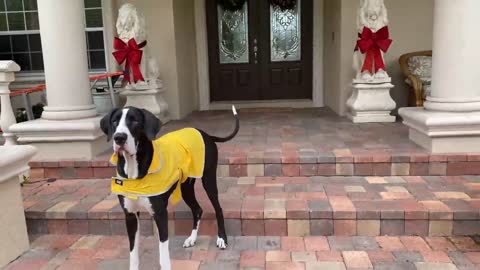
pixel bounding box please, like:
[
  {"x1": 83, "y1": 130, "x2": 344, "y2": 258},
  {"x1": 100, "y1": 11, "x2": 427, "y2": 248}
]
[
  {"x1": 183, "y1": 236, "x2": 196, "y2": 248},
  {"x1": 160, "y1": 257, "x2": 171, "y2": 270},
  {"x1": 160, "y1": 263, "x2": 171, "y2": 270},
  {"x1": 216, "y1": 237, "x2": 227, "y2": 249}
]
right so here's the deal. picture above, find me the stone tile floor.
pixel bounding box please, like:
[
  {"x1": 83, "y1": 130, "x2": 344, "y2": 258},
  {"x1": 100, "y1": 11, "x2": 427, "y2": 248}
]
[
  {"x1": 4, "y1": 235, "x2": 480, "y2": 269},
  {"x1": 22, "y1": 176, "x2": 480, "y2": 236},
  {"x1": 144, "y1": 108, "x2": 421, "y2": 154}
]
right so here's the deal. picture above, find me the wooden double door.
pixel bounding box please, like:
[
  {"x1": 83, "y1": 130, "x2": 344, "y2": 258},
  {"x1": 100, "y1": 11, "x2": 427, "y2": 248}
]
[{"x1": 206, "y1": 0, "x2": 313, "y2": 101}]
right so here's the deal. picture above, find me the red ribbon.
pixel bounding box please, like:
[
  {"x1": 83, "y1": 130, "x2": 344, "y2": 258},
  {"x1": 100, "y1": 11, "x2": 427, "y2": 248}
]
[
  {"x1": 112, "y1": 37, "x2": 147, "y2": 83},
  {"x1": 354, "y1": 26, "x2": 392, "y2": 74}
]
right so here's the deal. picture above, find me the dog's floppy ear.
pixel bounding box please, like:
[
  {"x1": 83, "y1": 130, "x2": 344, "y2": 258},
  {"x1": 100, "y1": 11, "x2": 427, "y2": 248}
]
[
  {"x1": 142, "y1": 109, "x2": 161, "y2": 140},
  {"x1": 100, "y1": 108, "x2": 118, "y2": 141}
]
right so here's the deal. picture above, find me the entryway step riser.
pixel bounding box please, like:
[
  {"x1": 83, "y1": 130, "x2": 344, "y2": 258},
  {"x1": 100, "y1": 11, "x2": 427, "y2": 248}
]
[
  {"x1": 26, "y1": 218, "x2": 480, "y2": 237},
  {"x1": 28, "y1": 160, "x2": 480, "y2": 179}
]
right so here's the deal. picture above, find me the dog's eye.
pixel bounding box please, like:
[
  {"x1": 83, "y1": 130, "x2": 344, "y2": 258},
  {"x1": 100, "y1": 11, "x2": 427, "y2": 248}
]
[{"x1": 113, "y1": 120, "x2": 119, "y2": 126}]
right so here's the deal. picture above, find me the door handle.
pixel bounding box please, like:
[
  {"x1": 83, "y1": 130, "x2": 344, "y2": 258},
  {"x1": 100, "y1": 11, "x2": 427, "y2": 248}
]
[{"x1": 253, "y1": 38, "x2": 258, "y2": 64}]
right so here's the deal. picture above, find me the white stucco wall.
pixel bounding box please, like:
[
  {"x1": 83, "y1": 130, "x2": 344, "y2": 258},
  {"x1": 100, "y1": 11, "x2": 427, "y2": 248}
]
[
  {"x1": 114, "y1": 0, "x2": 198, "y2": 120},
  {"x1": 325, "y1": 0, "x2": 434, "y2": 115},
  {"x1": 173, "y1": 0, "x2": 199, "y2": 118},
  {"x1": 323, "y1": 0, "x2": 342, "y2": 114}
]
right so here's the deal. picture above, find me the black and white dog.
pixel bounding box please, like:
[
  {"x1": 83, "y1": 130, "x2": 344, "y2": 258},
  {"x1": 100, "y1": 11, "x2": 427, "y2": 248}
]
[{"x1": 100, "y1": 106, "x2": 239, "y2": 270}]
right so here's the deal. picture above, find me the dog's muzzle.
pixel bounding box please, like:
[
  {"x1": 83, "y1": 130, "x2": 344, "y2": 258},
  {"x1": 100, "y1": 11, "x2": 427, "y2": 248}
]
[{"x1": 114, "y1": 133, "x2": 128, "y2": 147}]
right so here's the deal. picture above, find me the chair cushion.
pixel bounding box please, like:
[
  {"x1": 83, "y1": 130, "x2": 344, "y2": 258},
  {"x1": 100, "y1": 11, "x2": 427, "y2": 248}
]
[
  {"x1": 407, "y1": 55, "x2": 432, "y2": 84},
  {"x1": 423, "y1": 84, "x2": 431, "y2": 99}
]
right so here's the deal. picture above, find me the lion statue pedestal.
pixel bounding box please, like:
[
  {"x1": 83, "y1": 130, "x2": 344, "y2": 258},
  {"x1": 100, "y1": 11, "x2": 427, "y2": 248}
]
[
  {"x1": 347, "y1": 0, "x2": 396, "y2": 123},
  {"x1": 114, "y1": 3, "x2": 170, "y2": 123},
  {"x1": 346, "y1": 82, "x2": 396, "y2": 123}
]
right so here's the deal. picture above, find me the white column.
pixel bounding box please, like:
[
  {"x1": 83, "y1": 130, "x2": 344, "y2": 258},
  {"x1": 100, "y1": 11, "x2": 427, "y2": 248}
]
[
  {"x1": 399, "y1": 0, "x2": 480, "y2": 153},
  {"x1": 8, "y1": 0, "x2": 109, "y2": 160},
  {"x1": 37, "y1": 0, "x2": 97, "y2": 120},
  {"x1": 424, "y1": 0, "x2": 480, "y2": 112}
]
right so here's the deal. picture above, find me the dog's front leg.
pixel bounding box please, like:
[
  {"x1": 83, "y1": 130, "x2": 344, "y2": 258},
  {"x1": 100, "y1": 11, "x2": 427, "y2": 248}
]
[
  {"x1": 153, "y1": 208, "x2": 170, "y2": 270},
  {"x1": 118, "y1": 196, "x2": 141, "y2": 270},
  {"x1": 125, "y1": 212, "x2": 140, "y2": 270}
]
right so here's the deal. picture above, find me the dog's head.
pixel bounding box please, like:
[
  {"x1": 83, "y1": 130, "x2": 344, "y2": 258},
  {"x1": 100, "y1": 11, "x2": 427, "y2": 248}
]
[{"x1": 100, "y1": 107, "x2": 161, "y2": 155}]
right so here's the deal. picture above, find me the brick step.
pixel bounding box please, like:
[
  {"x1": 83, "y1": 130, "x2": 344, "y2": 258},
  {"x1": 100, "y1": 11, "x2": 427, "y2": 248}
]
[
  {"x1": 28, "y1": 151, "x2": 480, "y2": 179},
  {"x1": 7, "y1": 235, "x2": 480, "y2": 270},
  {"x1": 23, "y1": 176, "x2": 480, "y2": 237}
]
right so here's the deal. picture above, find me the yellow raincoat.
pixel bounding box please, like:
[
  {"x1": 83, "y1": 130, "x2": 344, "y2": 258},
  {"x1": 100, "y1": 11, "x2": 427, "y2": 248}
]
[{"x1": 110, "y1": 128, "x2": 205, "y2": 204}]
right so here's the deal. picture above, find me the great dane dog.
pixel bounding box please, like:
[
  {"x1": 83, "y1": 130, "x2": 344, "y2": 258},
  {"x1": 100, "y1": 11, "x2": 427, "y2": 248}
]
[{"x1": 100, "y1": 106, "x2": 239, "y2": 270}]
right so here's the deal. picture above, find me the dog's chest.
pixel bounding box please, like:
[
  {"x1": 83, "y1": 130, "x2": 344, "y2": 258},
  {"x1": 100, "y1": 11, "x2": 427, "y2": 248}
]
[{"x1": 124, "y1": 197, "x2": 154, "y2": 215}]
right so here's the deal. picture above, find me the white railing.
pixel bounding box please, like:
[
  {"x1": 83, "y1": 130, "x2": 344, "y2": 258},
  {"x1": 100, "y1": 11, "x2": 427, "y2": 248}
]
[{"x1": 0, "y1": 60, "x2": 21, "y2": 145}]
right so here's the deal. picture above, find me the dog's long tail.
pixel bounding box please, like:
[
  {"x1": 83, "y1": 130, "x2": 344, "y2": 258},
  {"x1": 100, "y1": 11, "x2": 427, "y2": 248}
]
[{"x1": 210, "y1": 105, "x2": 239, "y2": 143}]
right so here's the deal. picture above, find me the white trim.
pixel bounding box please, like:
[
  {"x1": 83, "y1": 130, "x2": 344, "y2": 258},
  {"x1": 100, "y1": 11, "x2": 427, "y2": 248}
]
[
  {"x1": 209, "y1": 99, "x2": 313, "y2": 110},
  {"x1": 194, "y1": 0, "x2": 210, "y2": 111},
  {"x1": 194, "y1": 0, "x2": 324, "y2": 110},
  {"x1": 101, "y1": 0, "x2": 119, "y2": 74},
  {"x1": 312, "y1": 0, "x2": 324, "y2": 107}
]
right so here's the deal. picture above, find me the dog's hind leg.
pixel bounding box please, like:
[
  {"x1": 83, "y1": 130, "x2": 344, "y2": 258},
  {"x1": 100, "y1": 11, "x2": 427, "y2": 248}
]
[
  {"x1": 202, "y1": 170, "x2": 228, "y2": 249},
  {"x1": 118, "y1": 196, "x2": 140, "y2": 270},
  {"x1": 199, "y1": 131, "x2": 228, "y2": 249},
  {"x1": 181, "y1": 178, "x2": 203, "y2": 248}
]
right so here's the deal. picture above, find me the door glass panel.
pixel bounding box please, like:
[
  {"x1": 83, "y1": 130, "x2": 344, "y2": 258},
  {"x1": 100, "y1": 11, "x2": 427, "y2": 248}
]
[
  {"x1": 270, "y1": 0, "x2": 301, "y2": 62},
  {"x1": 217, "y1": 2, "x2": 249, "y2": 64}
]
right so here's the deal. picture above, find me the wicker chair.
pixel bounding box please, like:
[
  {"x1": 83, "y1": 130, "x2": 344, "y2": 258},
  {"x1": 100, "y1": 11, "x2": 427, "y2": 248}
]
[{"x1": 399, "y1": 50, "x2": 432, "y2": 107}]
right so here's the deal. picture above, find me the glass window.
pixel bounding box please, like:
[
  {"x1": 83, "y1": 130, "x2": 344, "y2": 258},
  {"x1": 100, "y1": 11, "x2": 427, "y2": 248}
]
[
  {"x1": 87, "y1": 31, "x2": 104, "y2": 50},
  {"x1": 5, "y1": 0, "x2": 22, "y2": 11},
  {"x1": 0, "y1": 13, "x2": 6, "y2": 31},
  {"x1": 13, "y1": 52, "x2": 29, "y2": 69},
  {"x1": 0, "y1": 35, "x2": 10, "y2": 52},
  {"x1": 217, "y1": 2, "x2": 249, "y2": 64},
  {"x1": 270, "y1": 0, "x2": 301, "y2": 62},
  {"x1": 30, "y1": 51, "x2": 42, "y2": 69},
  {"x1": 22, "y1": 0, "x2": 36, "y2": 11},
  {"x1": 89, "y1": 50, "x2": 105, "y2": 69},
  {"x1": 85, "y1": 9, "x2": 103, "y2": 28},
  {"x1": 25, "y1": 11, "x2": 38, "y2": 30},
  {"x1": 0, "y1": 0, "x2": 106, "y2": 72},
  {"x1": 11, "y1": 34, "x2": 28, "y2": 51},
  {"x1": 84, "y1": 0, "x2": 101, "y2": 8},
  {"x1": 7, "y1": 12, "x2": 25, "y2": 30},
  {"x1": 28, "y1": 33, "x2": 40, "y2": 51}
]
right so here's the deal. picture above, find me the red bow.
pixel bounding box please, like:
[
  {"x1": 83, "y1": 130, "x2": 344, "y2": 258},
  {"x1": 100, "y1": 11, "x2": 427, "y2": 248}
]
[
  {"x1": 354, "y1": 26, "x2": 392, "y2": 74},
  {"x1": 112, "y1": 37, "x2": 147, "y2": 83}
]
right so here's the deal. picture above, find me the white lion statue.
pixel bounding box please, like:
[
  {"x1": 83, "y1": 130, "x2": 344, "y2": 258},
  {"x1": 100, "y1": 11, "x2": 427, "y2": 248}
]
[
  {"x1": 353, "y1": 0, "x2": 390, "y2": 81},
  {"x1": 116, "y1": 3, "x2": 160, "y2": 89}
]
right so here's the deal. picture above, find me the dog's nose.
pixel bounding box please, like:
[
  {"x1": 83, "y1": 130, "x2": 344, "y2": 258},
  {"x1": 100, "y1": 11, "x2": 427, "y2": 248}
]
[{"x1": 114, "y1": 133, "x2": 128, "y2": 145}]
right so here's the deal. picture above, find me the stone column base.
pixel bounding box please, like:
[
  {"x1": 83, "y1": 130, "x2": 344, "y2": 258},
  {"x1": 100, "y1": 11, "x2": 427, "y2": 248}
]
[
  {"x1": 346, "y1": 82, "x2": 396, "y2": 123},
  {"x1": 120, "y1": 87, "x2": 170, "y2": 124},
  {"x1": 399, "y1": 107, "x2": 480, "y2": 153},
  {"x1": 9, "y1": 116, "x2": 109, "y2": 160}
]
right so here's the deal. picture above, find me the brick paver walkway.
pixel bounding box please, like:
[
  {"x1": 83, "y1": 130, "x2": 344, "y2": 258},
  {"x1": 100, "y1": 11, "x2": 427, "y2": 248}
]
[
  {"x1": 5, "y1": 235, "x2": 480, "y2": 269},
  {"x1": 23, "y1": 176, "x2": 480, "y2": 237}
]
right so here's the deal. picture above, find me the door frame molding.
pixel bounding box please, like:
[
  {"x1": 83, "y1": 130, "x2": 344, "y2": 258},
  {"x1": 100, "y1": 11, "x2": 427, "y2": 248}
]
[{"x1": 195, "y1": 0, "x2": 324, "y2": 110}]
